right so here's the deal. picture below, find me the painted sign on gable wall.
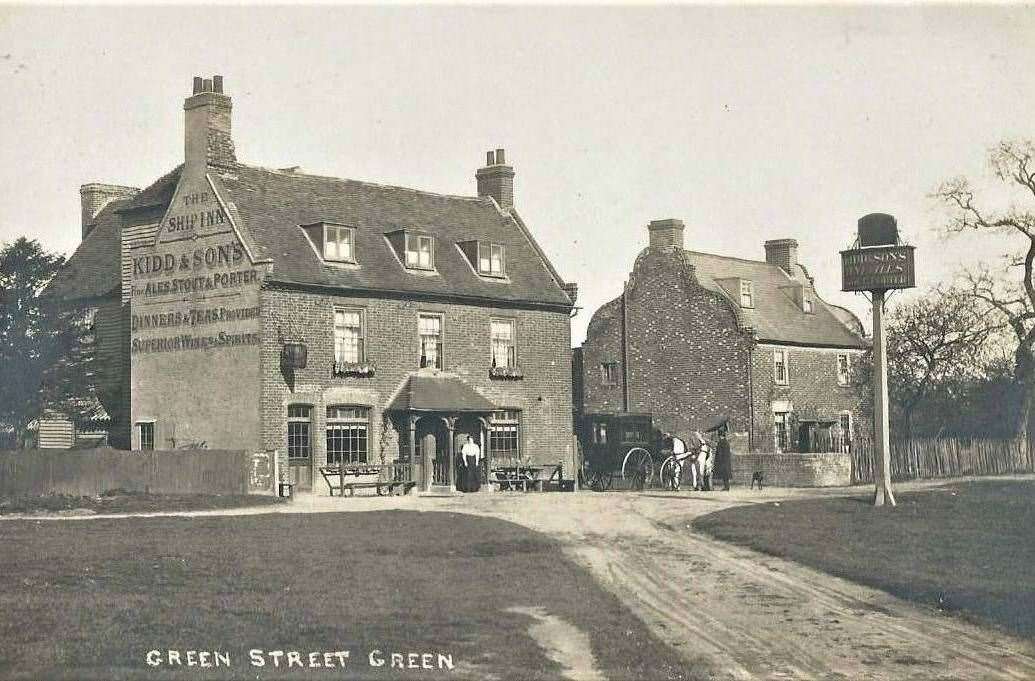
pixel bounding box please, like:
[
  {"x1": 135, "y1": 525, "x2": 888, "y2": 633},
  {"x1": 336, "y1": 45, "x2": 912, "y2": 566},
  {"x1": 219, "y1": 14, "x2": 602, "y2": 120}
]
[{"x1": 130, "y1": 170, "x2": 264, "y2": 454}]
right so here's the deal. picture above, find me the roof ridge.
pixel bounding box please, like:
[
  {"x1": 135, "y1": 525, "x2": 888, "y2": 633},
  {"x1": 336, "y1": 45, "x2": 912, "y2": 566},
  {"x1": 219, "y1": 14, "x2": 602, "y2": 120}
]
[
  {"x1": 684, "y1": 249, "x2": 776, "y2": 268},
  {"x1": 238, "y1": 163, "x2": 490, "y2": 203}
]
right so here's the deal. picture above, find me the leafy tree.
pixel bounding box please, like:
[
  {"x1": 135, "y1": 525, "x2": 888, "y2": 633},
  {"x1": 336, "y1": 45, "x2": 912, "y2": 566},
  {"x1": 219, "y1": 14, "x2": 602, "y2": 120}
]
[
  {"x1": 0, "y1": 238, "x2": 97, "y2": 448},
  {"x1": 935, "y1": 140, "x2": 1035, "y2": 438}
]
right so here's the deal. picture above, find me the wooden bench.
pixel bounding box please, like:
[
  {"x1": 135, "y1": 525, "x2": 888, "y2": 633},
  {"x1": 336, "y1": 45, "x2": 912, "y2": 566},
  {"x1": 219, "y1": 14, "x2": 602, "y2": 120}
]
[{"x1": 319, "y1": 464, "x2": 416, "y2": 497}]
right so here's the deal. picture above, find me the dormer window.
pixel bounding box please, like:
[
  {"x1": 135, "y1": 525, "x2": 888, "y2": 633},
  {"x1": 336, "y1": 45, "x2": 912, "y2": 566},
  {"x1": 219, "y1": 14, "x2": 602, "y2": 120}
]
[
  {"x1": 804, "y1": 297, "x2": 814, "y2": 314},
  {"x1": 740, "y1": 280, "x2": 754, "y2": 308},
  {"x1": 405, "y1": 234, "x2": 435, "y2": 270},
  {"x1": 478, "y1": 242, "x2": 506, "y2": 277},
  {"x1": 323, "y1": 224, "x2": 355, "y2": 263}
]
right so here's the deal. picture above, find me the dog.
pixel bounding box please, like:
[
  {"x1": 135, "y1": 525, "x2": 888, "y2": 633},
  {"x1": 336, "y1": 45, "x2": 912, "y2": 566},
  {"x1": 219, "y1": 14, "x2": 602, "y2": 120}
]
[{"x1": 750, "y1": 471, "x2": 765, "y2": 490}]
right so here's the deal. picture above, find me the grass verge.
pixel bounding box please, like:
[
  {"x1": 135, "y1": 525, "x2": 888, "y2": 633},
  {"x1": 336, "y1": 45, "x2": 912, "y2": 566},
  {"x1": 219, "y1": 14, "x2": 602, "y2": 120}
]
[
  {"x1": 693, "y1": 479, "x2": 1035, "y2": 640},
  {"x1": 0, "y1": 491, "x2": 285, "y2": 515},
  {"x1": 0, "y1": 510, "x2": 693, "y2": 680}
]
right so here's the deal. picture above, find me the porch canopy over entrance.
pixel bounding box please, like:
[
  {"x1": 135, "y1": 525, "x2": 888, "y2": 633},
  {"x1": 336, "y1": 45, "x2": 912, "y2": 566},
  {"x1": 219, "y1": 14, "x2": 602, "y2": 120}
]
[
  {"x1": 389, "y1": 374, "x2": 498, "y2": 413},
  {"x1": 388, "y1": 373, "x2": 498, "y2": 491}
]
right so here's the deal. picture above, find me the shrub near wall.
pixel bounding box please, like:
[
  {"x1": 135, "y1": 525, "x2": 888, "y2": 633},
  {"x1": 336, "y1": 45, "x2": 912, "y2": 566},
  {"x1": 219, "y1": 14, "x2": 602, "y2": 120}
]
[
  {"x1": 0, "y1": 449, "x2": 250, "y2": 497},
  {"x1": 729, "y1": 452, "x2": 852, "y2": 488}
]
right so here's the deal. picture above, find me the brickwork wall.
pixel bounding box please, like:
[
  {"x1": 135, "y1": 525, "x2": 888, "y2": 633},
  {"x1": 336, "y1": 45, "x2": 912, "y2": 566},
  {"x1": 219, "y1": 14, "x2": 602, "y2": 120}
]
[
  {"x1": 261, "y1": 287, "x2": 573, "y2": 493},
  {"x1": 728, "y1": 452, "x2": 852, "y2": 487},
  {"x1": 579, "y1": 296, "x2": 626, "y2": 414},
  {"x1": 622, "y1": 247, "x2": 752, "y2": 442},
  {"x1": 750, "y1": 343, "x2": 872, "y2": 451}
]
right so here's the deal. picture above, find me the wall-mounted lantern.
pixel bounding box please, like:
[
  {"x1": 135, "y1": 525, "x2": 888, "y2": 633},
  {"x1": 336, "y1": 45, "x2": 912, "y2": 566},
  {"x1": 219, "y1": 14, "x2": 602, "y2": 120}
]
[{"x1": 281, "y1": 342, "x2": 308, "y2": 370}]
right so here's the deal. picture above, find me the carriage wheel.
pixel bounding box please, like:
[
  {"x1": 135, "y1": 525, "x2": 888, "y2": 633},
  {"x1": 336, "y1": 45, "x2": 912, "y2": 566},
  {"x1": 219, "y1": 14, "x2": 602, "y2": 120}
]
[
  {"x1": 660, "y1": 456, "x2": 681, "y2": 491},
  {"x1": 622, "y1": 447, "x2": 654, "y2": 490},
  {"x1": 588, "y1": 470, "x2": 613, "y2": 492}
]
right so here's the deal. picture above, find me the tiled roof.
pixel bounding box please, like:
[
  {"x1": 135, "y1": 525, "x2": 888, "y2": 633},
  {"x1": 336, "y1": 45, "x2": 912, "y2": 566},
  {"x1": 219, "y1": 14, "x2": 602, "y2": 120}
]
[
  {"x1": 44, "y1": 163, "x2": 573, "y2": 309},
  {"x1": 388, "y1": 373, "x2": 498, "y2": 412},
  {"x1": 685, "y1": 250, "x2": 868, "y2": 349},
  {"x1": 117, "y1": 166, "x2": 182, "y2": 212},
  {"x1": 219, "y1": 165, "x2": 573, "y2": 307},
  {"x1": 44, "y1": 201, "x2": 125, "y2": 301},
  {"x1": 44, "y1": 168, "x2": 184, "y2": 302}
]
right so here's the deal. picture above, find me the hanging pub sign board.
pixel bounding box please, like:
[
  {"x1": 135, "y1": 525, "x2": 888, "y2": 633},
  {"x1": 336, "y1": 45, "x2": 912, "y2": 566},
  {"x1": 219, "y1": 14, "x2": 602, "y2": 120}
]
[
  {"x1": 841, "y1": 213, "x2": 916, "y2": 292},
  {"x1": 841, "y1": 245, "x2": 916, "y2": 292}
]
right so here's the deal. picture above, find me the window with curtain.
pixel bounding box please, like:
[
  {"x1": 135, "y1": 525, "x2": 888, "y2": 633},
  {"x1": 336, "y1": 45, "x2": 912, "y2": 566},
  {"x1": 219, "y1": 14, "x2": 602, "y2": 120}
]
[
  {"x1": 478, "y1": 242, "x2": 506, "y2": 276},
  {"x1": 334, "y1": 308, "x2": 365, "y2": 364},
  {"x1": 419, "y1": 314, "x2": 443, "y2": 369},
  {"x1": 405, "y1": 234, "x2": 434, "y2": 270},
  {"x1": 836, "y1": 353, "x2": 851, "y2": 386},
  {"x1": 490, "y1": 319, "x2": 516, "y2": 368},
  {"x1": 323, "y1": 224, "x2": 355, "y2": 262}
]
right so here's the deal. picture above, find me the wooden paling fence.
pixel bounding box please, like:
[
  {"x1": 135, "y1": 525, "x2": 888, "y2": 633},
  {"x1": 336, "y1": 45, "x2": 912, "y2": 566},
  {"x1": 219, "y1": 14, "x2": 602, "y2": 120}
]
[
  {"x1": 849, "y1": 436, "x2": 1035, "y2": 484},
  {"x1": 0, "y1": 448, "x2": 251, "y2": 497}
]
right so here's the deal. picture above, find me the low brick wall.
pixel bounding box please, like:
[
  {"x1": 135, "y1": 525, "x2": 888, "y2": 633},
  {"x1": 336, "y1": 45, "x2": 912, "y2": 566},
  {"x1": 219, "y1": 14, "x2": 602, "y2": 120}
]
[{"x1": 728, "y1": 452, "x2": 851, "y2": 488}]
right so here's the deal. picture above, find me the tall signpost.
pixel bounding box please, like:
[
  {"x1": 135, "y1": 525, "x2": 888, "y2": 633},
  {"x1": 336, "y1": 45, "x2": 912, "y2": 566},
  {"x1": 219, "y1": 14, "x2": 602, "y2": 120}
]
[{"x1": 841, "y1": 214, "x2": 916, "y2": 507}]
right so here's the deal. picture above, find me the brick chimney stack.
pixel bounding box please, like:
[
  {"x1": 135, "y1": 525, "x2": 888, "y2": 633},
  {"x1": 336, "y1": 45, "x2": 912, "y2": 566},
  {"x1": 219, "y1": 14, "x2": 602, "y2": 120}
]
[
  {"x1": 476, "y1": 149, "x2": 515, "y2": 209},
  {"x1": 184, "y1": 74, "x2": 235, "y2": 170},
  {"x1": 764, "y1": 238, "x2": 799, "y2": 276},
  {"x1": 80, "y1": 183, "x2": 139, "y2": 240},
  {"x1": 647, "y1": 218, "x2": 685, "y2": 249}
]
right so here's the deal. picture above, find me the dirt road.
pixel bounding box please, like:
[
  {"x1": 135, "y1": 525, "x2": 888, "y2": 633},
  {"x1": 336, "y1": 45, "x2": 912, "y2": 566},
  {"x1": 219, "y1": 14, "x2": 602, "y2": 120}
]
[
  {"x1": 18, "y1": 481, "x2": 1035, "y2": 680},
  {"x1": 426, "y1": 486, "x2": 1035, "y2": 681}
]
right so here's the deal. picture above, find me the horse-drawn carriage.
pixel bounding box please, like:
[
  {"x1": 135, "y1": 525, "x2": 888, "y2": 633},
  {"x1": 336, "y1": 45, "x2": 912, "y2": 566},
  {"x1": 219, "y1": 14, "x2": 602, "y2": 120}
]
[
  {"x1": 576, "y1": 411, "x2": 727, "y2": 491},
  {"x1": 576, "y1": 412, "x2": 659, "y2": 490}
]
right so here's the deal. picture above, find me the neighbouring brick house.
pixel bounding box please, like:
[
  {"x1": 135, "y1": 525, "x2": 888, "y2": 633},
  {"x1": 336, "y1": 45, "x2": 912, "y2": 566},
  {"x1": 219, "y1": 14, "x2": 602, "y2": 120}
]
[
  {"x1": 44, "y1": 75, "x2": 577, "y2": 494},
  {"x1": 577, "y1": 218, "x2": 871, "y2": 455}
]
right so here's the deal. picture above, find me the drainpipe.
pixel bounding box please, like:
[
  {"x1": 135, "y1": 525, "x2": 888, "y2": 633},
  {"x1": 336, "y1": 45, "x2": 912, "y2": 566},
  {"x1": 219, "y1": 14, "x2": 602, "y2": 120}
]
[
  {"x1": 621, "y1": 286, "x2": 630, "y2": 413},
  {"x1": 746, "y1": 341, "x2": 755, "y2": 451}
]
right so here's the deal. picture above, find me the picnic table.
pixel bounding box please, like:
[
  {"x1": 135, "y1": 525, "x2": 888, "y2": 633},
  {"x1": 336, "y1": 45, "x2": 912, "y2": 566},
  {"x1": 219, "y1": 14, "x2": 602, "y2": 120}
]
[{"x1": 492, "y1": 465, "x2": 545, "y2": 492}]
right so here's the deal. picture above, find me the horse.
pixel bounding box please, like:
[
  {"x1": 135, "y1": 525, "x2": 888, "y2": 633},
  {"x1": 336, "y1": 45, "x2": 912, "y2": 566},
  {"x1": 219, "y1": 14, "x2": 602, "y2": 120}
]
[{"x1": 663, "y1": 431, "x2": 712, "y2": 491}]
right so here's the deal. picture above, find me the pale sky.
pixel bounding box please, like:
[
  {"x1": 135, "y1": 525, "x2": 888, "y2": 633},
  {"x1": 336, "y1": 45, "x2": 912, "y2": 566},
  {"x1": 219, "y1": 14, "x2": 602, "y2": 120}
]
[{"x1": 1, "y1": 5, "x2": 1033, "y2": 346}]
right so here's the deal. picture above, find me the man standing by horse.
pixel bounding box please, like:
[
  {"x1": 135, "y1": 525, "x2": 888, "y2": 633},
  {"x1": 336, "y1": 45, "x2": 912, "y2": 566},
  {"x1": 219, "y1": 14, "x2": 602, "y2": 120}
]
[{"x1": 713, "y1": 424, "x2": 732, "y2": 491}]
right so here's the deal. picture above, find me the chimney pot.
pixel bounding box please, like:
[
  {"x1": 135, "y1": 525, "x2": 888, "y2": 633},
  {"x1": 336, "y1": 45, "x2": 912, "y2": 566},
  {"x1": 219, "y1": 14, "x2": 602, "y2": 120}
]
[
  {"x1": 184, "y1": 72, "x2": 236, "y2": 169},
  {"x1": 476, "y1": 148, "x2": 515, "y2": 209},
  {"x1": 647, "y1": 218, "x2": 686, "y2": 249}
]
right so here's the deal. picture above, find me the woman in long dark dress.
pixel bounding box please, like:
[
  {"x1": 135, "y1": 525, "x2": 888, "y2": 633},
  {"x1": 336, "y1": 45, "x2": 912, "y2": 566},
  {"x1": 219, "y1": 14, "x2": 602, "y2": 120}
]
[
  {"x1": 713, "y1": 428, "x2": 733, "y2": 491},
  {"x1": 460, "y1": 435, "x2": 481, "y2": 492}
]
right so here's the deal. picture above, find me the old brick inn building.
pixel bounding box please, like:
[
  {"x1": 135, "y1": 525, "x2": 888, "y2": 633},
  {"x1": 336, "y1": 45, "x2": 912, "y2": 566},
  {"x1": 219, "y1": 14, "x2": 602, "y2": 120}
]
[
  {"x1": 575, "y1": 219, "x2": 872, "y2": 455},
  {"x1": 43, "y1": 75, "x2": 577, "y2": 494}
]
